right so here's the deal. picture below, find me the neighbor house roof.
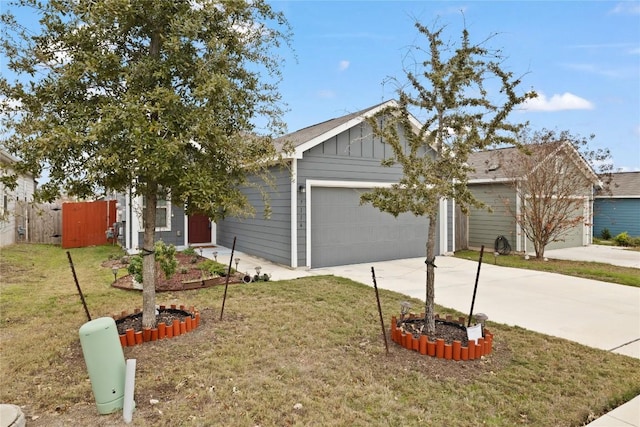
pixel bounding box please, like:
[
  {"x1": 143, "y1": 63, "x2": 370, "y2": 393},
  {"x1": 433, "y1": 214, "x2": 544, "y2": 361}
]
[
  {"x1": 275, "y1": 100, "x2": 423, "y2": 159},
  {"x1": 596, "y1": 171, "x2": 640, "y2": 198},
  {"x1": 467, "y1": 141, "x2": 599, "y2": 185}
]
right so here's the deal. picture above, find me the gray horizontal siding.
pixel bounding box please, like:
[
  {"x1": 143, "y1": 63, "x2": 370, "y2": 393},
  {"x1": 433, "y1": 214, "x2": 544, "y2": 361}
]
[
  {"x1": 468, "y1": 183, "x2": 517, "y2": 251},
  {"x1": 137, "y1": 204, "x2": 185, "y2": 248},
  {"x1": 216, "y1": 167, "x2": 293, "y2": 266},
  {"x1": 594, "y1": 198, "x2": 640, "y2": 237}
]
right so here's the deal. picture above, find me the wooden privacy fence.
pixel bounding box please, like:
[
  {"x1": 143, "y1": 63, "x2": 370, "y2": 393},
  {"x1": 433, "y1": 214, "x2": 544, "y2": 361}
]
[
  {"x1": 15, "y1": 200, "x2": 117, "y2": 248},
  {"x1": 62, "y1": 200, "x2": 117, "y2": 248},
  {"x1": 16, "y1": 201, "x2": 63, "y2": 245}
]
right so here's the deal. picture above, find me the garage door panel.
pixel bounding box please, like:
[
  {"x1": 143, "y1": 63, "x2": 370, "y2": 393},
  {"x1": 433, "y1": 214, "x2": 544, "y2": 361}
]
[{"x1": 311, "y1": 187, "x2": 431, "y2": 267}]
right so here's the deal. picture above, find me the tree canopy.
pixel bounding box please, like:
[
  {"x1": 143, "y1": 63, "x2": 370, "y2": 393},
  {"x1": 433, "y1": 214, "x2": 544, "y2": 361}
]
[
  {"x1": 1, "y1": 0, "x2": 292, "y2": 327},
  {"x1": 362, "y1": 22, "x2": 535, "y2": 333}
]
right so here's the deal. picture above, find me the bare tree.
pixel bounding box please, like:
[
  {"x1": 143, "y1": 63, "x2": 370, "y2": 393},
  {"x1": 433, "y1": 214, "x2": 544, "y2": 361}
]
[{"x1": 495, "y1": 129, "x2": 612, "y2": 259}]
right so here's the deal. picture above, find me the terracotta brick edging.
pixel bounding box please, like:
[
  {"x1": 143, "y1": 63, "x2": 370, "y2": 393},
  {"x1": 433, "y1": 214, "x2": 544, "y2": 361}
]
[
  {"x1": 115, "y1": 304, "x2": 201, "y2": 347},
  {"x1": 390, "y1": 314, "x2": 493, "y2": 360}
]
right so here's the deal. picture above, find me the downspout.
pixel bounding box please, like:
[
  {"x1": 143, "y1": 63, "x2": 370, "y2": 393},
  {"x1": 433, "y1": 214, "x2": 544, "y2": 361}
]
[
  {"x1": 516, "y1": 180, "x2": 523, "y2": 252},
  {"x1": 290, "y1": 159, "x2": 298, "y2": 268},
  {"x1": 451, "y1": 198, "x2": 456, "y2": 253},
  {"x1": 439, "y1": 198, "x2": 447, "y2": 255},
  {"x1": 183, "y1": 208, "x2": 189, "y2": 247}
]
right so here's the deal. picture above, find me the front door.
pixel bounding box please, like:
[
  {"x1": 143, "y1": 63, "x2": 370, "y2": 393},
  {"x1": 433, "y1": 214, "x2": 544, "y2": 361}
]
[{"x1": 188, "y1": 214, "x2": 211, "y2": 244}]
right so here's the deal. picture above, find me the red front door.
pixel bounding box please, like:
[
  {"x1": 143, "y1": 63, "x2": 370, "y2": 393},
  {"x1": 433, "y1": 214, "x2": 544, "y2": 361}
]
[{"x1": 188, "y1": 214, "x2": 211, "y2": 244}]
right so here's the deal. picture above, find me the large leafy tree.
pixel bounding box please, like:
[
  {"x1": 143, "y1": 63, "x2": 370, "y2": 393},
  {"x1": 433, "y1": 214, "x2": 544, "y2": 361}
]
[
  {"x1": 1, "y1": 0, "x2": 291, "y2": 328},
  {"x1": 495, "y1": 128, "x2": 612, "y2": 259},
  {"x1": 362, "y1": 22, "x2": 535, "y2": 334}
]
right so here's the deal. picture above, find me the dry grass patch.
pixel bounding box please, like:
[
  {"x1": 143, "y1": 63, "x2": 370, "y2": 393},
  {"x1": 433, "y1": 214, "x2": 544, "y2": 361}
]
[{"x1": 1, "y1": 244, "x2": 639, "y2": 426}]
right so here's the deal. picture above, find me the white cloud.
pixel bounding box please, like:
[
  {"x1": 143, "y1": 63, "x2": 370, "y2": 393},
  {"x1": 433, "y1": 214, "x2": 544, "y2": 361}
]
[
  {"x1": 317, "y1": 90, "x2": 336, "y2": 99},
  {"x1": 609, "y1": 2, "x2": 640, "y2": 14},
  {"x1": 338, "y1": 60, "x2": 350, "y2": 71},
  {"x1": 563, "y1": 63, "x2": 621, "y2": 78},
  {"x1": 521, "y1": 92, "x2": 595, "y2": 112}
]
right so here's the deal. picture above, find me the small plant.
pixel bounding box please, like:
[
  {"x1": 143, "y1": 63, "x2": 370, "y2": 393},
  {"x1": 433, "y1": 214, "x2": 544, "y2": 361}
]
[
  {"x1": 128, "y1": 255, "x2": 144, "y2": 283},
  {"x1": 127, "y1": 240, "x2": 178, "y2": 283},
  {"x1": 600, "y1": 228, "x2": 611, "y2": 240},
  {"x1": 180, "y1": 267, "x2": 189, "y2": 274},
  {"x1": 614, "y1": 231, "x2": 631, "y2": 247},
  {"x1": 198, "y1": 259, "x2": 231, "y2": 276},
  {"x1": 182, "y1": 247, "x2": 197, "y2": 256}
]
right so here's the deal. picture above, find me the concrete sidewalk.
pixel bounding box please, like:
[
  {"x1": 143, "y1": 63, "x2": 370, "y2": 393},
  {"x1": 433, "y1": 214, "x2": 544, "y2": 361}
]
[{"x1": 200, "y1": 246, "x2": 640, "y2": 426}]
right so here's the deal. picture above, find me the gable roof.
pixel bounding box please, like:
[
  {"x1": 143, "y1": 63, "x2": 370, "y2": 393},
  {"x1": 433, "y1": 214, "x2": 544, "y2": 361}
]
[
  {"x1": 467, "y1": 141, "x2": 599, "y2": 185},
  {"x1": 276, "y1": 100, "x2": 422, "y2": 159},
  {"x1": 596, "y1": 171, "x2": 640, "y2": 198}
]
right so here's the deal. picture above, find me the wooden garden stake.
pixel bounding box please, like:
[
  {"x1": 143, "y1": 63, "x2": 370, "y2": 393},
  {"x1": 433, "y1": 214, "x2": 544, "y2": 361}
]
[
  {"x1": 67, "y1": 251, "x2": 91, "y2": 322},
  {"x1": 467, "y1": 245, "x2": 485, "y2": 327},
  {"x1": 219, "y1": 236, "x2": 237, "y2": 321},
  {"x1": 371, "y1": 267, "x2": 389, "y2": 355}
]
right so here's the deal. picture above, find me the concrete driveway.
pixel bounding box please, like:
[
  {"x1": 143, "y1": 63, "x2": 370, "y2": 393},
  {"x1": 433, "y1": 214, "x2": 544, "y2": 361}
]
[{"x1": 543, "y1": 244, "x2": 640, "y2": 269}]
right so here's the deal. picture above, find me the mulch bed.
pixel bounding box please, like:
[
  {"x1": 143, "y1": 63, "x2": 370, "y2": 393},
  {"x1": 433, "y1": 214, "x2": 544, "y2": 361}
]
[
  {"x1": 399, "y1": 317, "x2": 469, "y2": 346},
  {"x1": 115, "y1": 308, "x2": 192, "y2": 335},
  {"x1": 103, "y1": 253, "x2": 242, "y2": 292}
]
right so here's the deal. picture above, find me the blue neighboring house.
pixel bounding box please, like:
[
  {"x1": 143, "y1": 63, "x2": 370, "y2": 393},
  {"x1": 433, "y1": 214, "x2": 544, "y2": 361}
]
[{"x1": 593, "y1": 171, "x2": 640, "y2": 238}]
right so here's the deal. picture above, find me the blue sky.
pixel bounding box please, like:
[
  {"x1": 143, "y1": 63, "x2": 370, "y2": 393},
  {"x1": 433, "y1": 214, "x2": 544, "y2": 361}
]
[
  {"x1": 272, "y1": 1, "x2": 640, "y2": 171},
  {"x1": 2, "y1": 1, "x2": 639, "y2": 171}
]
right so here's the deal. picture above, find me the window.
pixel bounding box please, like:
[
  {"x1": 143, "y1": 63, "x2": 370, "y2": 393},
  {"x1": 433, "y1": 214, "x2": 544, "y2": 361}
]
[{"x1": 142, "y1": 194, "x2": 171, "y2": 231}]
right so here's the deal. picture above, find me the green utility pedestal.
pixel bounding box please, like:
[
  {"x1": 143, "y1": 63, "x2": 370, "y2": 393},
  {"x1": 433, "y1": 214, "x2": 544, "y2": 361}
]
[{"x1": 79, "y1": 317, "x2": 126, "y2": 414}]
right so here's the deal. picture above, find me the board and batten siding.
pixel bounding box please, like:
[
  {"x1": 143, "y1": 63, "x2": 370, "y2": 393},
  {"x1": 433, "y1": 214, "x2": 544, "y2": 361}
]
[
  {"x1": 296, "y1": 121, "x2": 436, "y2": 267},
  {"x1": 593, "y1": 198, "x2": 640, "y2": 237},
  {"x1": 467, "y1": 183, "x2": 517, "y2": 251},
  {"x1": 216, "y1": 166, "x2": 293, "y2": 266}
]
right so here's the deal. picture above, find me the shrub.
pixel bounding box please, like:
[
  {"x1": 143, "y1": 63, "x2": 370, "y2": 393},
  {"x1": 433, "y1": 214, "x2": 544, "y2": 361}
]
[
  {"x1": 198, "y1": 259, "x2": 231, "y2": 276},
  {"x1": 182, "y1": 247, "x2": 197, "y2": 256},
  {"x1": 614, "y1": 232, "x2": 631, "y2": 247},
  {"x1": 630, "y1": 237, "x2": 640, "y2": 248},
  {"x1": 600, "y1": 228, "x2": 611, "y2": 240},
  {"x1": 127, "y1": 240, "x2": 178, "y2": 282}
]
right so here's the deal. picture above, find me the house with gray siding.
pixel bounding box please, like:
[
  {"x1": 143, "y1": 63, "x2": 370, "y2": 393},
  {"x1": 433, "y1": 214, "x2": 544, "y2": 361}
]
[
  {"x1": 115, "y1": 190, "x2": 215, "y2": 253},
  {"x1": 462, "y1": 142, "x2": 599, "y2": 253},
  {"x1": 593, "y1": 171, "x2": 640, "y2": 238},
  {"x1": 216, "y1": 100, "x2": 446, "y2": 268}
]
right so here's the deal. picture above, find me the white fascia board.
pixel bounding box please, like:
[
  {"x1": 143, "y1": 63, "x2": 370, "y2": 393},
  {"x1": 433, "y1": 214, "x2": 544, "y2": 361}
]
[
  {"x1": 305, "y1": 179, "x2": 394, "y2": 189},
  {"x1": 595, "y1": 195, "x2": 640, "y2": 199},
  {"x1": 291, "y1": 101, "x2": 398, "y2": 159},
  {"x1": 468, "y1": 178, "x2": 514, "y2": 184}
]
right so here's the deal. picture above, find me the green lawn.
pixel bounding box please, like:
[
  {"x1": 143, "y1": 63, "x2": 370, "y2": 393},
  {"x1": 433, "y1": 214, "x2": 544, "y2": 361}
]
[{"x1": 1, "y1": 244, "x2": 639, "y2": 426}]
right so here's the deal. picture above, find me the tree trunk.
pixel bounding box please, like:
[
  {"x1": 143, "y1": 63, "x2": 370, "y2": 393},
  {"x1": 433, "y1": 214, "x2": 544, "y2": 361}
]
[
  {"x1": 534, "y1": 239, "x2": 545, "y2": 259},
  {"x1": 142, "y1": 187, "x2": 158, "y2": 329},
  {"x1": 424, "y1": 214, "x2": 438, "y2": 335}
]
